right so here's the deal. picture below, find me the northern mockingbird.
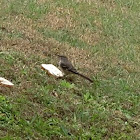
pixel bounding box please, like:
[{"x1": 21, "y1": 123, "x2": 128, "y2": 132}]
[{"x1": 57, "y1": 55, "x2": 93, "y2": 83}]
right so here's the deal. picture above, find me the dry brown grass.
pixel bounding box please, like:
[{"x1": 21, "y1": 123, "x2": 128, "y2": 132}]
[
  {"x1": 39, "y1": 6, "x2": 76, "y2": 30},
  {"x1": 80, "y1": 29, "x2": 101, "y2": 46},
  {"x1": 1, "y1": 13, "x2": 101, "y2": 77},
  {"x1": 37, "y1": 0, "x2": 48, "y2": 4},
  {"x1": 2, "y1": 14, "x2": 43, "y2": 41}
]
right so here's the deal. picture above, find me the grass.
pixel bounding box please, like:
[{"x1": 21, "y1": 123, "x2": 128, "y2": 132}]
[{"x1": 0, "y1": 0, "x2": 140, "y2": 139}]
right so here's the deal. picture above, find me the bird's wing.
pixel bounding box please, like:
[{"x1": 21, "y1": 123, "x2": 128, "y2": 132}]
[
  {"x1": 60, "y1": 61, "x2": 77, "y2": 73},
  {"x1": 60, "y1": 63, "x2": 69, "y2": 69}
]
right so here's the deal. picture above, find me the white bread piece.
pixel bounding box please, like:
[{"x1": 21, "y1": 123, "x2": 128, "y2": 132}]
[
  {"x1": 0, "y1": 77, "x2": 14, "y2": 87},
  {"x1": 41, "y1": 64, "x2": 64, "y2": 78}
]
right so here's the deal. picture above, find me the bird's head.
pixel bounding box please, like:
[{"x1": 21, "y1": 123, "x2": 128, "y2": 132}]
[{"x1": 56, "y1": 55, "x2": 68, "y2": 60}]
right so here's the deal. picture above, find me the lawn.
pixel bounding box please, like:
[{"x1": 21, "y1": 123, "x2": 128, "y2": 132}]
[{"x1": 0, "y1": 0, "x2": 140, "y2": 139}]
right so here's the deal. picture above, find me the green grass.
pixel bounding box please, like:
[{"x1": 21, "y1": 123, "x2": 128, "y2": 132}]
[
  {"x1": 0, "y1": 0, "x2": 140, "y2": 139},
  {"x1": 38, "y1": 27, "x2": 90, "y2": 49}
]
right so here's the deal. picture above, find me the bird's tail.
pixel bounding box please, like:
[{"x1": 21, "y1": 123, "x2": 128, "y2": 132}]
[
  {"x1": 69, "y1": 70, "x2": 93, "y2": 83},
  {"x1": 77, "y1": 72, "x2": 93, "y2": 83}
]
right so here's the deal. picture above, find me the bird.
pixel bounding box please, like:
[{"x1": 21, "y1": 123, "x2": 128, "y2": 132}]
[{"x1": 57, "y1": 55, "x2": 93, "y2": 83}]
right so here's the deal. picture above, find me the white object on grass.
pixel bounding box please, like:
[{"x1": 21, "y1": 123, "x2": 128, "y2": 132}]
[
  {"x1": 41, "y1": 64, "x2": 64, "y2": 77},
  {"x1": 0, "y1": 77, "x2": 14, "y2": 87}
]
